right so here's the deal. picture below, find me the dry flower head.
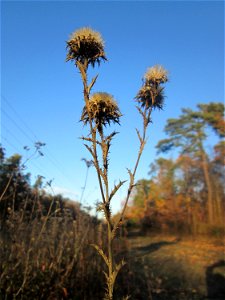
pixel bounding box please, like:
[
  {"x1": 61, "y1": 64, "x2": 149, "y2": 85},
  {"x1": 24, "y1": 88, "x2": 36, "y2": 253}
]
[
  {"x1": 136, "y1": 85, "x2": 165, "y2": 110},
  {"x1": 66, "y1": 27, "x2": 106, "y2": 66},
  {"x1": 81, "y1": 92, "x2": 121, "y2": 133},
  {"x1": 136, "y1": 65, "x2": 168, "y2": 110},
  {"x1": 144, "y1": 65, "x2": 168, "y2": 84}
]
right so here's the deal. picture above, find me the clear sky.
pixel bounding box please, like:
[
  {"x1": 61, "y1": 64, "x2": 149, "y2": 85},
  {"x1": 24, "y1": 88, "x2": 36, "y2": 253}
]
[{"x1": 1, "y1": 0, "x2": 224, "y2": 214}]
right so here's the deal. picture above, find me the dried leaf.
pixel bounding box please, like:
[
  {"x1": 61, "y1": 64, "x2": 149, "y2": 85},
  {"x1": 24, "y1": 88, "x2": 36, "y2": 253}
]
[
  {"x1": 80, "y1": 136, "x2": 93, "y2": 143},
  {"x1": 109, "y1": 180, "x2": 127, "y2": 202},
  {"x1": 112, "y1": 259, "x2": 126, "y2": 285},
  {"x1": 106, "y1": 131, "x2": 118, "y2": 142},
  {"x1": 81, "y1": 136, "x2": 101, "y2": 146},
  {"x1": 91, "y1": 244, "x2": 109, "y2": 267},
  {"x1": 135, "y1": 128, "x2": 143, "y2": 144},
  {"x1": 88, "y1": 74, "x2": 98, "y2": 94},
  {"x1": 103, "y1": 270, "x2": 109, "y2": 282},
  {"x1": 136, "y1": 105, "x2": 146, "y2": 121},
  {"x1": 84, "y1": 144, "x2": 94, "y2": 157},
  {"x1": 96, "y1": 203, "x2": 105, "y2": 212},
  {"x1": 127, "y1": 168, "x2": 134, "y2": 185}
]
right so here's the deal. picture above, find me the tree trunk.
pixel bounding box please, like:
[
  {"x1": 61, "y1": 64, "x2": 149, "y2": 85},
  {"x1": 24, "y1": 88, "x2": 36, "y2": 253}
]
[{"x1": 200, "y1": 150, "x2": 214, "y2": 225}]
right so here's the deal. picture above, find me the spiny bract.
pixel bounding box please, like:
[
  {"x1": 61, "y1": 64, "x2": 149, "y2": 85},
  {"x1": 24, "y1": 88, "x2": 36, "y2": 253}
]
[{"x1": 136, "y1": 85, "x2": 165, "y2": 110}]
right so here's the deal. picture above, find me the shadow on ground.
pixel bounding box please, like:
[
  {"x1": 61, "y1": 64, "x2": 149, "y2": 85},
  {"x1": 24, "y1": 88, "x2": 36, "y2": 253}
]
[
  {"x1": 206, "y1": 260, "x2": 225, "y2": 300},
  {"x1": 129, "y1": 238, "x2": 181, "y2": 258},
  {"x1": 119, "y1": 235, "x2": 225, "y2": 299}
]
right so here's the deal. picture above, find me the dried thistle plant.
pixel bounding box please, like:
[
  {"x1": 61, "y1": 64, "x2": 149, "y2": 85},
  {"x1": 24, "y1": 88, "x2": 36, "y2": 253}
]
[
  {"x1": 136, "y1": 65, "x2": 168, "y2": 110},
  {"x1": 81, "y1": 92, "x2": 121, "y2": 134},
  {"x1": 66, "y1": 27, "x2": 168, "y2": 300}
]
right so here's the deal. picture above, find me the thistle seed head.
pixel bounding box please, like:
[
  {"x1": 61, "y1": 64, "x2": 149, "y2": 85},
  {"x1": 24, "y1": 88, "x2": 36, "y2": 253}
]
[
  {"x1": 144, "y1": 65, "x2": 168, "y2": 84},
  {"x1": 136, "y1": 65, "x2": 168, "y2": 110},
  {"x1": 81, "y1": 92, "x2": 121, "y2": 133},
  {"x1": 66, "y1": 27, "x2": 107, "y2": 66}
]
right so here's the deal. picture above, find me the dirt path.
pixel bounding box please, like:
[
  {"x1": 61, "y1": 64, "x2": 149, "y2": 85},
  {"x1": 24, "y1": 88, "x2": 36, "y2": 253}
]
[{"x1": 124, "y1": 234, "x2": 225, "y2": 299}]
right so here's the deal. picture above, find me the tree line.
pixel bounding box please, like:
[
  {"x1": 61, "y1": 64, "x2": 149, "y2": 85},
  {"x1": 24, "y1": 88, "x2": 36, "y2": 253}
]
[
  {"x1": 126, "y1": 102, "x2": 225, "y2": 235},
  {"x1": 0, "y1": 145, "x2": 109, "y2": 299}
]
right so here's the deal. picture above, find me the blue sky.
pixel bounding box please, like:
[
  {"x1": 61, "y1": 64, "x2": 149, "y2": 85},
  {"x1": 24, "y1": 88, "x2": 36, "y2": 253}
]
[{"x1": 1, "y1": 1, "x2": 224, "y2": 214}]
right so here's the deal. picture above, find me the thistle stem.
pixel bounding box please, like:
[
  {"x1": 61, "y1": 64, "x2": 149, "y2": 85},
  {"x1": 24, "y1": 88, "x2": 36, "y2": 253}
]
[
  {"x1": 78, "y1": 61, "x2": 106, "y2": 205},
  {"x1": 78, "y1": 60, "x2": 115, "y2": 299},
  {"x1": 113, "y1": 105, "x2": 153, "y2": 237},
  {"x1": 107, "y1": 222, "x2": 113, "y2": 300}
]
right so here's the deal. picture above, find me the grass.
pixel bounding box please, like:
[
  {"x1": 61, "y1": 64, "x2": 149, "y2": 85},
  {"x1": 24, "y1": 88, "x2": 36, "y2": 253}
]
[
  {"x1": 122, "y1": 232, "x2": 225, "y2": 299},
  {"x1": 1, "y1": 210, "x2": 225, "y2": 300}
]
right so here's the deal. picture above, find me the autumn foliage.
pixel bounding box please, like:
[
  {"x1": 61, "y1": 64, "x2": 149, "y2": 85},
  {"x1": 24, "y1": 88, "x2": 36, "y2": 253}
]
[{"x1": 126, "y1": 102, "x2": 225, "y2": 236}]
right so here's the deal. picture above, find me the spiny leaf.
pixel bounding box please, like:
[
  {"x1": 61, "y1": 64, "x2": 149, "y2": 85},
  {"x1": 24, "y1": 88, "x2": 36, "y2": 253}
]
[
  {"x1": 88, "y1": 74, "x2": 98, "y2": 94},
  {"x1": 115, "y1": 259, "x2": 126, "y2": 272},
  {"x1": 91, "y1": 244, "x2": 109, "y2": 267},
  {"x1": 109, "y1": 180, "x2": 127, "y2": 202},
  {"x1": 135, "y1": 128, "x2": 143, "y2": 144},
  {"x1": 84, "y1": 144, "x2": 94, "y2": 157},
  {"x1": 81, "y1": 136, "x2": 93, "y2": 143},
  {"x1": 127, "y1": 168, "x2": 134, "y2": 185},
  {"x1": 96, "y1": 203, "x2": 105, "y2": 212},
  {"x1": 136, "y1": 105, "x2": 146, "y2": 121},
  {"x1": 105, "y1": 131, "x2": 118, "y2": 142},
  {"x1": 81, "y1": 136, "x2": 101, "y2": 146},
  {"x1": 140, "y1": 139, "x2": 146, "y2": 152},
  {"x1": 103, "y1": 271, "x2": 110, "y2": 285},
  {"x1": 111, "y1": 260, "x2": 126, "y2": 285}
]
